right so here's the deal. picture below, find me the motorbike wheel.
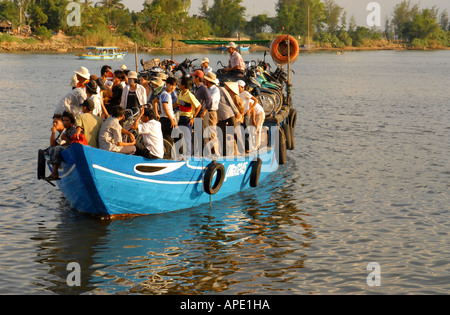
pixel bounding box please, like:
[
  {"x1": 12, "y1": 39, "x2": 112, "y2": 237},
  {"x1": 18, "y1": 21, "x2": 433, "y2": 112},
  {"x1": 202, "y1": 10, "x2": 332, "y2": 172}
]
[
  {"x1": 267, "y1": 88, "x2": 284, "y2": 112},
  {"x1": 258, "y1": 93, "x2": 276, "y2": 115}
]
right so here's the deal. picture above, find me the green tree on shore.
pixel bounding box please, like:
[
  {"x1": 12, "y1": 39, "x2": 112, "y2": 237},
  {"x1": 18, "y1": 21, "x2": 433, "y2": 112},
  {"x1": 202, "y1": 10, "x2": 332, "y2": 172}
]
[
  {"x1": 97, "y1": 0, "x2": 125, "y2": 25},
  {"x1": 274, "y1": 0, "x2": 326, "y2": 36},
  {"x1": 390, "y1": 0, "x2": 448, "y2": 47},
  {"x1": 201, "y1": 0, "x2": 246, "y2": 37},
  {"x1": 2, "y1": 0, "x2": 450, "y2": 49}
]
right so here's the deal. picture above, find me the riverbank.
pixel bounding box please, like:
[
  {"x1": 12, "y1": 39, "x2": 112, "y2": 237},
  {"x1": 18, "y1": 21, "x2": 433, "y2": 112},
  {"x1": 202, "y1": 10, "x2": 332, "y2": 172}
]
[
  {"x1": 1, "y1": 33, "x2": 449, "y2": 53},
  {"x1": 0, "y1": 34, "x2": 260, "y2": 53}
]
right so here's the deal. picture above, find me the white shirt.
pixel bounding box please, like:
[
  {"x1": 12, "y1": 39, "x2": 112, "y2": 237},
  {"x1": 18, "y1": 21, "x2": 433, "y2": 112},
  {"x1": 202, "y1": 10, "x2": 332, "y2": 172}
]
[
  {"x1": 208, "y1": 85, "x2": 220, "y2": 111},
  {"x1": 138, "y1": 120, "x2": 164, "y2": 159},
  {"x1": 203, "y1": 66, "x2": 213, "y2": 75},
  {"x1": 239, "y1": 90, "x2": 254, "y2": 114},
  {"x1": 120, "y1": 84, "x2": 147, "y2": 108},
  {"x1": 54, "y1": 87, "x2": 87, "y2": 115},
  {"x1": 98, "y1": 116, "x2": 123, "y2": 152},
  {"x1": 90, "y1": 94, "x2": 103, "y2": 117},
  {"x1": 254, "y1": 103, "x2": 264, "y2": 116}
]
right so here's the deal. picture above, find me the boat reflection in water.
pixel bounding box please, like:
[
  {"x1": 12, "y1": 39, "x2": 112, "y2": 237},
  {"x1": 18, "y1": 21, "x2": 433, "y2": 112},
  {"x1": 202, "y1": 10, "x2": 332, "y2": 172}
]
[{"x1": 33, "y1": 168, "x2": 312, "y2": 295}]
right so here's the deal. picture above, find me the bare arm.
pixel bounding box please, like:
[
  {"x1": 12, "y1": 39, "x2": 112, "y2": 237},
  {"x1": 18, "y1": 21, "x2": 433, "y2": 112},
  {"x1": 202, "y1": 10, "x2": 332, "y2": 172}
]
[
  {"x1": 162, "y1": 102, "x2": 177, "y2": 128},
  {"x1": 130, "y1": 107, "x2": 145, "y2": 130},
  {"x1": 152, "y1": 97, "x2": 160, "y2": 120},
  {"x1": 50, "y1": 127, "x2": 58, "y2": 147}
]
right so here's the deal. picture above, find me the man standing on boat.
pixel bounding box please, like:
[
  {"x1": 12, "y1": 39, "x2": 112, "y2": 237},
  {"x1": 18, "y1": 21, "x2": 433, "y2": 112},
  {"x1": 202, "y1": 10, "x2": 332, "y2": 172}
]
[
  {"x1": 158, "y1": 77, "x2": 178, "y2": 145},
  {"x1": 203, "y1": 72, "x2": 220, "y2": 155},
  {"x1": 219, "y1": 42, "x2": 246, "y2": 76},
  {"x1": 191, "y1": 70, "x2": 212, "y2": 154}
]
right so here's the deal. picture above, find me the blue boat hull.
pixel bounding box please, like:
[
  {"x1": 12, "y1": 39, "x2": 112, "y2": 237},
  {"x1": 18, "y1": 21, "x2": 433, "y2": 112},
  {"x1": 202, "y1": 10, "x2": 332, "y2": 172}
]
[{"x1": 54, "y1": 144, "x2": 279, "y2": 218}]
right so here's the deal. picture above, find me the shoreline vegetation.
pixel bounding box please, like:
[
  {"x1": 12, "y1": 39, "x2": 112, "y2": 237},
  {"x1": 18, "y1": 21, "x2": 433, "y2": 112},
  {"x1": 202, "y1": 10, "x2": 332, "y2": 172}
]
[
  {"x1": 2, "y1": 32, "x2": 449, "y2": 54},
  {"x1": 2, "y1": 0, "x2": 450, "y2": 54}
]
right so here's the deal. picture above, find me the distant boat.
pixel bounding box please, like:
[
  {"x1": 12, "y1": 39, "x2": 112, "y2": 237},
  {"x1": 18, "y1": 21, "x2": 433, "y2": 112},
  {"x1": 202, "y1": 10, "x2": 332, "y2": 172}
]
[
  {"x1": 76, "y1": 46, "x2": 127, "y2": 60},
  {"x1": 217, "y1": 45, "x2": 250, "y2": 51}
]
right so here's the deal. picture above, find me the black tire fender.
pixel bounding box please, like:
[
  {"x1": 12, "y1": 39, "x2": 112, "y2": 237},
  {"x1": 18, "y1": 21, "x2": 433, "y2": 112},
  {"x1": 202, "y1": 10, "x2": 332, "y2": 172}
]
[
  {"x1": 203, "y1": 161, "x2": 226, "y2": 195},
  {"x1": 277, "y1": 127, "x2": 287, "y2": 165},
  {"x1": 289, "y1": 108, "x2": 297, "y2": 130},
  {"x1": 250, "y1": 157, "x2": 262, "y2": 187},
  {"x1": 282, "y1": 123, "x2": 292, "y2": 151},
  {"x1": 288, "y1": 108, "x2": 297, "y2": 150},
  {"x1": 37, "y1": 149, "x2": 46, "y2": 180}
]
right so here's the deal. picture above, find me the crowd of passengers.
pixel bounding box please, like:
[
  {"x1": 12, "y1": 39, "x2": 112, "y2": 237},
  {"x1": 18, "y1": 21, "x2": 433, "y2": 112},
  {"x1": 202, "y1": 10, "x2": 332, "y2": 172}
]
[{"x1": 45, "y1": 42, "x2": 266, "y2": 182}]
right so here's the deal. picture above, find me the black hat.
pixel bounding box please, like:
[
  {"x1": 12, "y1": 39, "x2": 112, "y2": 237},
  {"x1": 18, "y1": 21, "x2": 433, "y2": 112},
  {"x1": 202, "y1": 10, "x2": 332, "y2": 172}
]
[
  {"x1": 82, "y1": 99, "x2": 95, "y2": 111},
  {"x1": 85, "y1": 80, "x2": 98, "y2": 94}
]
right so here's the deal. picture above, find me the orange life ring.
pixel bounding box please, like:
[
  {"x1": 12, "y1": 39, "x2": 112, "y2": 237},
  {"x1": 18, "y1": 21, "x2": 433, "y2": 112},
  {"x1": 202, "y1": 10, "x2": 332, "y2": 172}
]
[{"x1": 270, "y1": 35, "x2": 299, "y2": 64}]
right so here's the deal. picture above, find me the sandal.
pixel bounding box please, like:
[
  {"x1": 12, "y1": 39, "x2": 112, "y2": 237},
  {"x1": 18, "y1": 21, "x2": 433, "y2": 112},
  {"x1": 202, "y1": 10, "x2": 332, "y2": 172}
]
[{"x1": 45, "y1": 175, "x2": 60, "y2": 181}]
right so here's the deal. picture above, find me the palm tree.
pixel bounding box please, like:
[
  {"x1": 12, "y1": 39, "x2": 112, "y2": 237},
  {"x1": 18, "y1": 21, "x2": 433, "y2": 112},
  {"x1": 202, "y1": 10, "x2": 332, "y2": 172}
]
[{"x1": 97, "y1": 0, "x2": 125, "y2": 24}]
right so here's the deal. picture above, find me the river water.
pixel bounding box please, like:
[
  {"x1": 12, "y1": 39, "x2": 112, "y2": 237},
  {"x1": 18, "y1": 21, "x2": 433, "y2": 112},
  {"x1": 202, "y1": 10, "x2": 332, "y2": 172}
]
[{"x1": 0, "y1": 49, "x2": 448, "y2": 295}]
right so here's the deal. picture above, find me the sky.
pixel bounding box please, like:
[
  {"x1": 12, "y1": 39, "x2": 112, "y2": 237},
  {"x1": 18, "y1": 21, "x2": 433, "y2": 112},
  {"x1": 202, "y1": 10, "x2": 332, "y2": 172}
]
[{"x1": 120, "y1": 0, "x2": 450, "y2": 26}]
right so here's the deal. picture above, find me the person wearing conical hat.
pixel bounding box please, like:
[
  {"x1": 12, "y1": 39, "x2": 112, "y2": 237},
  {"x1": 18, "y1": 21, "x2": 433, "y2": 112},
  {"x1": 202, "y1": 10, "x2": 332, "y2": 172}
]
[
  {"x1": 236, "y1": 79, "x2": 258, "y2": 126},
  {"x1": 224, "y1": 81, "x2": 244, "y2": 121},
  {"x1": 217, "y1": 81, "x2": 243, "y2": 156}
]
